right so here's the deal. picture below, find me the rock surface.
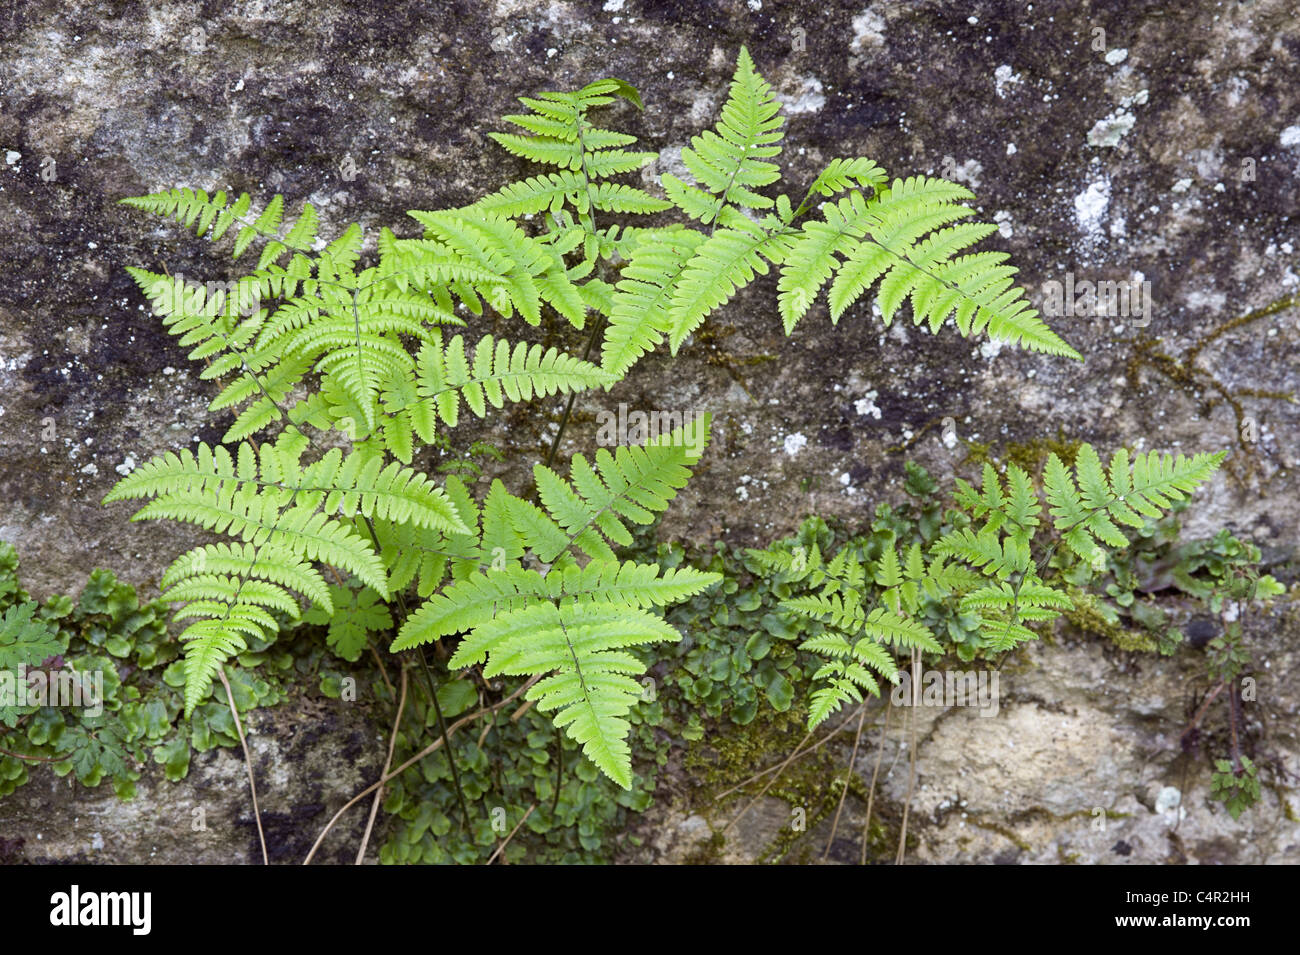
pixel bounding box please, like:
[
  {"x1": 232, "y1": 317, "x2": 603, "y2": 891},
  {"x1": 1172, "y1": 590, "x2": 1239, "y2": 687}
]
[{"x1": 0, "y1": 0, "x2": 1297, "y2": 863}]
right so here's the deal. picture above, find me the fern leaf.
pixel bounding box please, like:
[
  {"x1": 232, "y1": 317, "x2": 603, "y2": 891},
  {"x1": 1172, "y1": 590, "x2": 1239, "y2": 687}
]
[
  {"x1": 666, "y1": 220, "x2": 786, "y2": 352},
  {"x1": 415, "y1": 333, "x2": 612, "y2": 432},
  {"x1": 523, "y1": 415, "x2": 711, "y2": 562},
  {"x1": 459, "y1": 601, "x2": 680, "y2": 788},
  {"x1": 674, "y1": 46, "x2": 784, "y2": 224},
  {"x1": 602, "y1": 228, "x2": 706, "y2": 376}
]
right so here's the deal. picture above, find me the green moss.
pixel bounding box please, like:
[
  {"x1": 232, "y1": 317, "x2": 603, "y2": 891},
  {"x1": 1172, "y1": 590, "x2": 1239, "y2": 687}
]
[
  {"x1": 967, "y1": 817, "x2": 1032, "y2": 853},
  {"x1": 961, "y1": 427, "x2": 1084, "y2": 475}
]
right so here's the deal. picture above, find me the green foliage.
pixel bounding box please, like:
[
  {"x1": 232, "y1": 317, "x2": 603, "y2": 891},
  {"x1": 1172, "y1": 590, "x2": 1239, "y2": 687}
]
[
  {"x1": 0, "y1": 542, "x2": 287, "y2": 803},
  {"x1": 302, "y1": 583, "x2": 393, "y2": 662},
  {"x1": 749, "y1": 445, "x2": 1226, "y2": 729},
  {"x1": 1060, "y1": 503, "x2": 1284, "y2": 656},
  {"x1": 95, "y1": 47, "x2": 1275, "y2": 857},
  {"x1": 110, "y1": 48, "x2": 1073, "y2": 769},
  {"x1": 114, "y1": 129, "x2": 717, "y2": 787},
  {"x1": 1210, "y1": 756, "x2": 1260, "y2": 820},
  {"x1": 459, "y1": 46, "x2": 1077, "y2": 380},
  {"x1": 397, "y1": 417, "x2": 720, "y2": 788},
  {"x1": 375, "y1": 665, "x2": 667, "y2": 864}
]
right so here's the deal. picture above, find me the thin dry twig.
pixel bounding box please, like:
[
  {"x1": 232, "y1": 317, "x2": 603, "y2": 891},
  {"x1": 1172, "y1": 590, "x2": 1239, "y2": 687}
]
[
  {"x1": 822, "y1": 703, "x2": 869, "y2": 860},
  {"x1": 219, "y1": 666, "x2": 268, "y2": 865},
  {"x1": 895, "y1": 648, "x2": 919, "y2": 865},
  {"x1": 303, "y1": 673, "x2": 541, "y2": 864},
  {"x1": 485, "y1": 803, "x2": 536, "y2": 865},
  {"x1": 356, "y1": 666, "x2": 408, "y2": 865},
  {"x1": 714, "y1": 704, "x2": 868, "y2": 801},
  {"x1": 0, "y1": 747, "x2": 68, "y2": 762},
  {"x1": 861, "y1": 701, "x2": 893, "y2": 865}
]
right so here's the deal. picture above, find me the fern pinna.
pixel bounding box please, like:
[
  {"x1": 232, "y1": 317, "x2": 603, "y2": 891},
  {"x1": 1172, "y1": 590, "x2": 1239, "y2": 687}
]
[{"x1": 750, "y1": 445, "x2": 1226, "y2": 729}]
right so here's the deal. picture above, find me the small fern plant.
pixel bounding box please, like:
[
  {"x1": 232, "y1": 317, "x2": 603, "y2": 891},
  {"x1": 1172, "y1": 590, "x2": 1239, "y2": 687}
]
[
  {"x1": 107, "y1": 46, "x2": 1075, "y2": 790},
  {"x1": 749, "y1": 444, "x2": 1227, "y2": 729}
]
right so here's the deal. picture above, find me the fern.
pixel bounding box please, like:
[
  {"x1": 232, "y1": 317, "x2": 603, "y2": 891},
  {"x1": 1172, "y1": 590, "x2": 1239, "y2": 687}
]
[
  {"x1": 753, "y1": 443, "x2": 1225, "y2": 729},
  {"x1": 437, "y1": 47, "x2": 1075, "y2": 384},
  {"x1": 393, "y1": 417, "x2": 720, "y2": 787},
  {"x1": 109, "y1": 57, "x2": 1112, "y2": 802},
  {"x1": 612, "y1": 47, "x2": 1076, "y2": 369},
  {"x1": 661, "y1": 47, "x2": 785, "y2": 225},
  {"x1": 113, "y1": 168, "x2": 723, "y2": 781},
  {"x1": 111, "y1": 187, "x2": 614, "y2": 714}
]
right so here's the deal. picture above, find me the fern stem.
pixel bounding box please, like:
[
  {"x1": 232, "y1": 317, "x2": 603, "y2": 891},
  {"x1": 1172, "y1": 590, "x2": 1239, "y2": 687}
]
[
  {"x1": 538, "y1": 307, "x2": 605, "y2": 807},
  {"x1": 544, "y1": 311, "x2": 606, "y2": 469},
  {"x1": 549, "y1": 725, "x2": 564, "y2": 818},
  {"x1": 218, "y1": 665, "x2": 268, "y2": 865},
  {"x1": 356, "y1": 510, "x2": 471, "y2": 831},
  {"x1": 357, "y1": 665, "x2": 407, "y2": 864},
  {"x1": 861, "y1": 700, "x2": 893, "y2": 865},
  {"x1": 303, "y1": 674, "x2": 542, "y2": 864},
  {"x1": 416, "y1": 644, "x2": 470, "y2": 831}
]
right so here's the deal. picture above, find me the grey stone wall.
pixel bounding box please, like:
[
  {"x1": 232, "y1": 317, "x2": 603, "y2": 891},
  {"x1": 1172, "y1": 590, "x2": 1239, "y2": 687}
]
[{"x1": 0, "y1": 0, "x2": 1296, "y2": 863}]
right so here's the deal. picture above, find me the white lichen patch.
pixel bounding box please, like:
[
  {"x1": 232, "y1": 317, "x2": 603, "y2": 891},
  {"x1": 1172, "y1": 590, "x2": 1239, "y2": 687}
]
[
  {"x1": 854, "y1": 390, "x2": 881, "y2": 419},
  {"x1": 1073, "y1": 179, "x2": 1111, "y2": 241},
  {"x1": 850, "y1": 8, "x2": 886, "y2": 51},
  {"x1": 993, "y1": 64, "x2": 1022, "y2": 98},
  {"x1": 783, "y1": 432, "x2": 807, "y2": 456},
  {"x1": 1086, "y1": 109, "x2": 1136, "y2": 147},
  {"x1": 942, "y1": 156, "x2": 983, "y2": 188},
  {"x1": 775, "y1": 75, "x2": 825, "y2": 115}
]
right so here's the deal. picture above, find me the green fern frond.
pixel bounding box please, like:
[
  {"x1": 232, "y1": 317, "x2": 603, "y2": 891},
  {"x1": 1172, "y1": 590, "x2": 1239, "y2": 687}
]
[
  {"x1": 959, "y1": 580, "x2": 1073, "y2": 614},
  {"x1": 601, "y1": 229, "x2": 706, "y2": 376},
  {"x1": 162, "y1": 542, "x2": 333, "y2": 613},
  {"x1": 663, "y1": 46, "x2": 784, "y2": 226},
  {"x1": 454, "y1": 600, "x2": 679, "y2": 788},
  {"x1": 473, "y1": 76, "x2": 661, "y2": 234},
  {"x1": 121, "y1": 188, "x2": 318, "y2": 264},
  {"x1": 175, "y1": 619, "x2": 248, "y2": 715},
  {"x1": 407, "y1": 210, "x2": 586, "y2": 326},
  {"x1": 1044, "y1": 444, "x2": 1227, "y2": 561},
  {"x1": 522, "y1": 415, "x2": 711, "y2": 562},
  {"x1": 665, "y1": 218, "x2": 788, "y2": 352},
  {"x1": 414, "y1": 332, "x2": 613, "y2": 433},
  {"x1": 775, "y1": 177, "x2": 1079, "y2": 357},
  {"x1": 798, "y1": 157, "x2": 888, "y2": 208},
  {"x1": 931, "y1": 526, "x2": 1032, "y2": 578},
  {"x1": 807, "y1": 682, "x2": 859, "y2": 729}
]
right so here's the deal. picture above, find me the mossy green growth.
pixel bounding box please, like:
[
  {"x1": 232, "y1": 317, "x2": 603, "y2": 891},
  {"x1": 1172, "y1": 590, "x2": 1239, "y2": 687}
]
[
  {"x1": 0, "y1": 542, "x2": 291, "y2": 803},
  {"x1": 372, "y1": 661, "x2": 670, "y2": 865}
]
